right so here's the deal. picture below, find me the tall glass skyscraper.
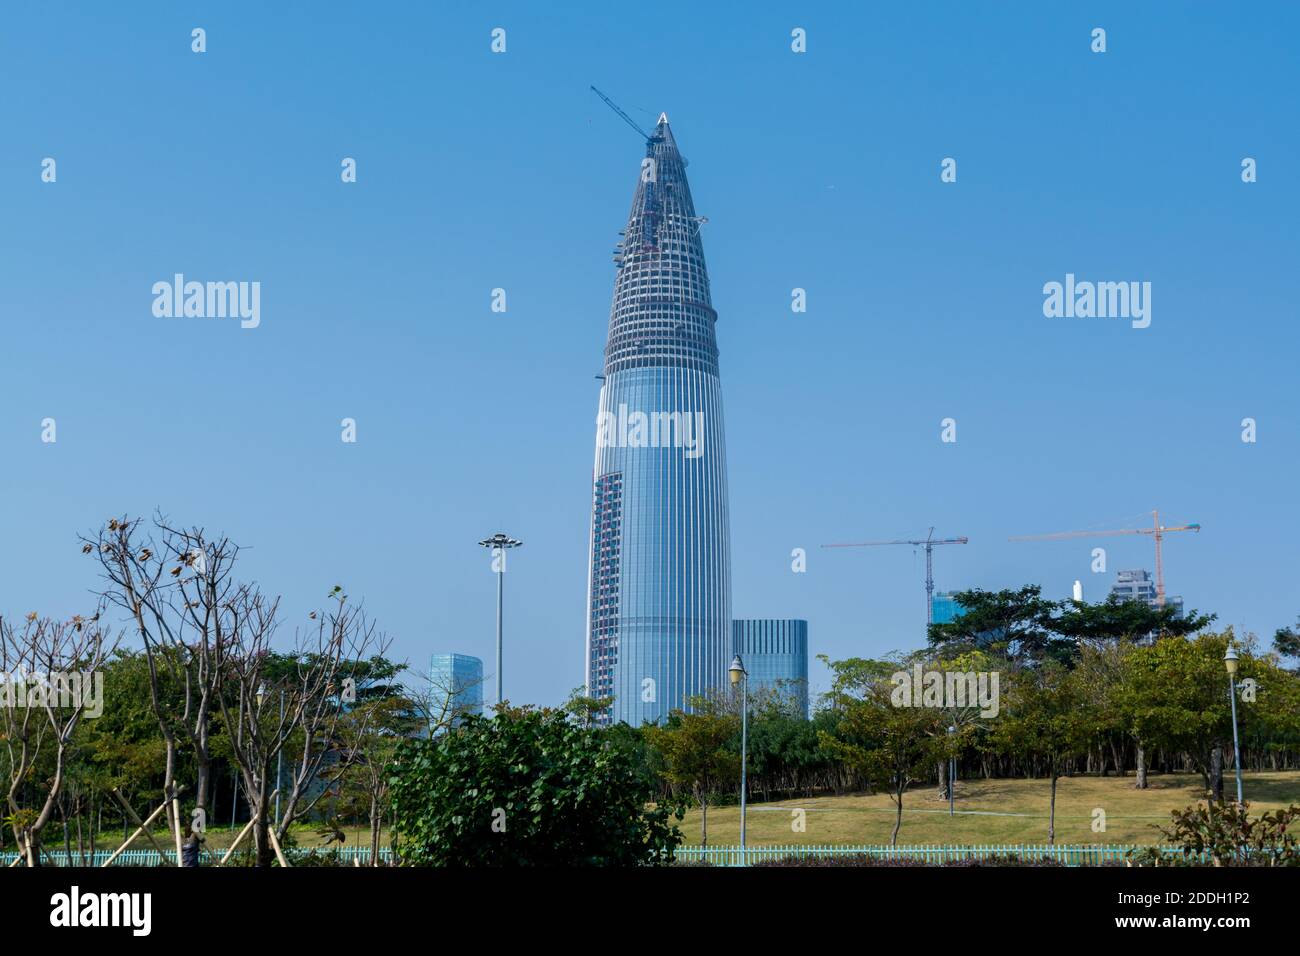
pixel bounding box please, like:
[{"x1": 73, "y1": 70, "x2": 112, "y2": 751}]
[{"x1": 586, "y1": 113, "x2": 731, "y2": 726}]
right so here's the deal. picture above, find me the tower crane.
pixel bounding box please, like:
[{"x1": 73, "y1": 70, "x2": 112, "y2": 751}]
[
  {"x1": 1009, "y1": 509, "x2": 1200, "y2": 607},
  {"x1": 822, "y1": 528, "x2": 969, "y2": 625},
  {"x1": 590, "y1": 86, "x2": 653, "y2": 143}
]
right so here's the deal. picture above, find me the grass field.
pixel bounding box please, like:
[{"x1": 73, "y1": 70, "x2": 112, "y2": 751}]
[
  {"x1": 676, "y1": 771, "x2": 1300, "y2": 846},
  {"x1": 33, "y1": 771, "x2": 1300, "y2": 857}
]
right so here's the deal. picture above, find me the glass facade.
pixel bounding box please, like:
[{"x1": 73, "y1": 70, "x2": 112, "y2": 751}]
[
  {"x1": 732, "y1": 619, "x2": 809, "y2": 718},
  {"x1": 586, "y1": 115, "x2": 731, "y2": 726},
  {"x1": 428, "y1": 653, "x2": 483, "y2": 726},
  {"x1": 931, "y1": 591, "x2": 963, "y2": 625}
]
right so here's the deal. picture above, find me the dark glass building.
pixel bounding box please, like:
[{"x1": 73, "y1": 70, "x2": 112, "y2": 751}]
[{"x1": 585, "y1": 113, "x2": 731, "y2": 726}]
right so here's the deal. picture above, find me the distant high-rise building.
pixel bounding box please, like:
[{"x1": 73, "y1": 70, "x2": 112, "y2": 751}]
[
  {"x1": 1110, "y1": 569, "x2": 1157, "y2": 605},
  {"x1": 931, "y1": 591, "x2": 964, "y2": 626},
  {"x1": 585, "y1": 113, "x2": 731, "y2": 726},
  {"x1": 429, "y1": 653, "x2": 483, "y2": 726},
  {"x1": 1109, "y1": 569, "x2": 1184, "y2": 617},
  {"x1": 731, "y1": 620, "x2": 808, "y2": 717}
]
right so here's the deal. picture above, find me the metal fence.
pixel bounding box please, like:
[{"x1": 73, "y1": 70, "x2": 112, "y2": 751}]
[
  {"x1": 1, "y1": 846, "x2": 397, "y2": 867},
  {"x1": 671, "y1": 843, "x2": 1204, "y2": 866},
  {"x1": 3, "y1": 843, "x2": 1203, "y2": 867}
]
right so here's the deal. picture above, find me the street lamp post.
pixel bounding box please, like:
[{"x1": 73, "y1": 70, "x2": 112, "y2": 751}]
[
  {"x1": 729, "y1": 655, "x2": 748, "y2": 863},
  {"x1": 1224, "y1": 645, "x2": 1245, "y2": 805},
  {"x1": 948, "y1": 725, "x2": 956, "y2": 817},
  {"x1": 478, "y1": 533, "x2": 523, "y2": 709},
  {"x1": 255, "y1": 682, "x2": 283, "y2": 825}
]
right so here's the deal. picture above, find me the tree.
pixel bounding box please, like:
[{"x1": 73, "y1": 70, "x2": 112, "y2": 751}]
[
  {"x1": 1073, "y1": 640, "x2": 1135, "y2": 780},
  {"x1": 333, "y1": 688, "x2": 416, "y2": 864},
  {"x1": 927, "y1": 586, "x2": 1074, "y2": 665},
  {"x1": 1119, "y1": 630, "x2": 1247, "y2": 799},
  {"x1": 992, "y1": 663, "x2": 1090, "y2": 843},
  {"x1": 85, "y1": 515, "x2": 246, "y2": 828},
  {"x1": 1054, "y1": 596, "x2": 1214, "y2": 646},
  {"x1": 389, "y1": 704, "x2": 682, "y2": 865},
  {"x1": 562, "y1": 686, "x2": 614, "y2": 729},
  {"x1": 213, "y1": 585, "x2": 387, "y2": 865},
  {"x1": 817, "y1": 657, "x2": 944, "y2": 845},
  {"x1": 1, "y1": 612, "x2": 116, "y2": 864},
  {"x1": 1274, "y1": 618, "x2": 1300, "y2": 667},
  {"x1": 644, "y1": 698, "x2": 739, "y2": 846}
]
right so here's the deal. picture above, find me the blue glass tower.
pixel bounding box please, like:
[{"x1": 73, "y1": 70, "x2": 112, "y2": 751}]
[
  {"x1": 732, "y1": 620, "x2": 809, "y2": 717},
  {"x1": 931, "y1": 591, "x2": 963, "y2": 626},
  {"x1": 586, "y1": 113, "x2": 731, "y2": 726},
  {"x1": 429, "y1": 653, "x2": 483, "y2": 727}
]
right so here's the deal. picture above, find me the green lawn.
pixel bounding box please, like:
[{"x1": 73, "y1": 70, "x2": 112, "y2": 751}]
[
  {"x1": 46, "y1": 771, "x2": 1300, "y2": 856},
  {"x1": 64, "y1": 823, "x2": 385, "y2": 856},
  {"x1": 677, "y1": 771, "x2": 1300, "y2": 846}
]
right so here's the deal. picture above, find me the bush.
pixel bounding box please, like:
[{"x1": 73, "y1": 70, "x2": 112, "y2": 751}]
[
  {"x1": 388, "y1": 705, "x2": 683, "y2": 866},
  {"x1": 1130, "y1": 800, "x2": 1300, "y2": 867}
]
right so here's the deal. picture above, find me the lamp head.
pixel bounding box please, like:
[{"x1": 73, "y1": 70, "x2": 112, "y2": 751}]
[
  {"x1": 1224, "y1": 644, "x2": 1239, "y2": 676},
  {"x1": 728, "y1": 655, "x2": 746, "y2": 686}
]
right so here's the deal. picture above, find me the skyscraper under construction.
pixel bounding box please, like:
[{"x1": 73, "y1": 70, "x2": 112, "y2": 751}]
[{"x1": 585, "y1": 113, "x2": 731, "y2": 726}]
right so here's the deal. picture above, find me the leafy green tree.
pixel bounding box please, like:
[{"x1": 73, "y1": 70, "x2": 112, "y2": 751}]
[
  {"x1": 1072, "y1": 641, "x2": 1137, "y2": 781},
  {"x1": 1274, "y1": 618, "x2": 1300, "y2": 667},
  {"x1": 927, "y1": 586, "x2": 1073, "y2": 665},
  {"x1": 818, "y1": 658, "x2": 944, "y2": 845},
  {"x1": 644, "y1": 698, "x2": 739, "y2": 846},
  {"x1": 562, "y1": 686, "x2": 614, "y2": 729},
  {"x1": 1241, "y1": 656, "x2": 1300, "y2": 771},
  {"x1": 1118, "y1": 630, "x2": 1249, "y2": 799},
  {"x1": 388, "y1": 704, "x2": 681, "y2": 866},
  {"x1": 1054, "y1": 596, "x2": 1214, "y2": 644},
  {"x1": 333, "y1": 690, "x2": 420, "y2": 863},
  {"x1": 992, "y1": 663, "x2": 1091, "y2": 843}
]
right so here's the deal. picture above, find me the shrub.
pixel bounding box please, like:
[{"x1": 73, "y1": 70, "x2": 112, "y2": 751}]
[
  {"x1": 388, "y1": 705, "x2": 683, "y2": 866},
  {"x1": 1129, "y1": 801, "x2": 1300, "y2": 867}
]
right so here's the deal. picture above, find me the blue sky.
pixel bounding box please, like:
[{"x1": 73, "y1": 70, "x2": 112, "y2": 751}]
[{"x1": 2, "y1": 3, "x2": 1297, "y2": 706}]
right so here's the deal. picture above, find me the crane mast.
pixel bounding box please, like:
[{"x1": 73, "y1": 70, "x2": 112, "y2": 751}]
[{"x1": 823, "y1": 528, "x2": 970, "y2": 626}]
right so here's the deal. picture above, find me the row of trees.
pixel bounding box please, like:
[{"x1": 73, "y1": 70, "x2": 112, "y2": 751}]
[
  {"x1": 8, "y1": 514, "x2": 1300, "y2": 864},
  {"x1": 1, "y1": 513, "x2": 439, "y2": 866},
  {"x1": 640, "y1": 589, "x2": 1300, "y2": 846},
  {"x1": 385, "y1": 615, "x2": 1300, "y2": 861}
]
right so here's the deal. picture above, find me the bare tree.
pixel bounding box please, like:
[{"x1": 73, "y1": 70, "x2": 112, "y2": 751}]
[
  {"x1": 214, "y1": 585, "x2": 388, "y2": 866},
  {"x1": 83, "y1": 514, "x2": 237, "y2": 821},
  {"x1": 0, "y1": 612, "x2": 115, "y2": 865}
]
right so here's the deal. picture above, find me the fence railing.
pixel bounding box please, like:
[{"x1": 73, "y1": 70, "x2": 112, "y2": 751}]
[
  {"x1": 0, "y1": 846, "x2": 396, "y2": 867},
  {"x1": 671, "y1": 843, "x2": 1204, "y2": 866},
  {"x1": 2, "y1": 843, "x2": 1201, "y2": 867}
]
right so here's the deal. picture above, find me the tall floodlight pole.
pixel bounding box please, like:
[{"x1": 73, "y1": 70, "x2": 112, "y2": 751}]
[
  {"x1": 729, "y1": 655, "x2": 748, "y2": 864},
  {"x1": 1224, "y1": 645, "x2": 1245, "y2": 805},
  {"x1": 479, "y1": 533, "x2": 523, "y2": 708}
]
